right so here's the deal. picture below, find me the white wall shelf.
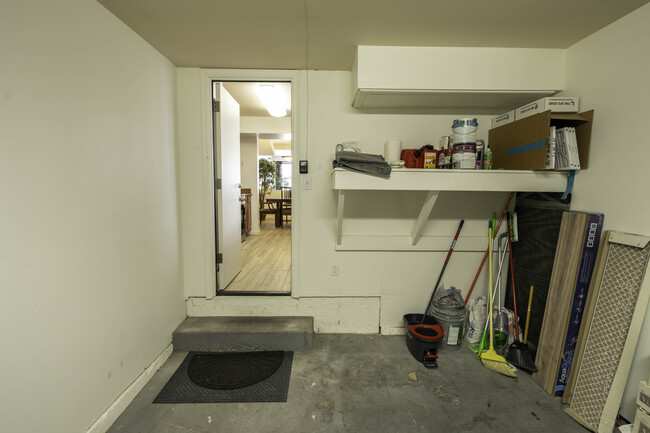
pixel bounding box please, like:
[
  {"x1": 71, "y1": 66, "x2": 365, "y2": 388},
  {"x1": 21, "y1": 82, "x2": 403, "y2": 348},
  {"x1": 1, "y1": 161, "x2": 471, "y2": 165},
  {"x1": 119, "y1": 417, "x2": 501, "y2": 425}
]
[
  {"x1": 332, "y1": 167, "x2": 568, "y2": 250},
  {"x1": 352, "y1": 46, "x2": 565, "y2": 109}
]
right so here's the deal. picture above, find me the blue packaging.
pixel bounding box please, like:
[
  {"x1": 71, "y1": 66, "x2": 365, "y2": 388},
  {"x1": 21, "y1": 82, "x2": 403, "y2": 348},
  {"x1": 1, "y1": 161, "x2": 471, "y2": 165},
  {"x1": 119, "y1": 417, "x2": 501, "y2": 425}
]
[{"x1": 554, "y1": 212, "x2": 604, "y2": 396}]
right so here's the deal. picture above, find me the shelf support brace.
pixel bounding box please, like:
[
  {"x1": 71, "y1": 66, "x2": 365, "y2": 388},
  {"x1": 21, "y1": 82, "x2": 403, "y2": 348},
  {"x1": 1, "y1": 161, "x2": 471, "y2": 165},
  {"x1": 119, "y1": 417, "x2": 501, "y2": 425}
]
[
  {"x1": 336, "y1": 190, "x2": 346, "y2": 245},
  {"x1": 411, "y1": 191, "x2": 440, "y2": 246}
]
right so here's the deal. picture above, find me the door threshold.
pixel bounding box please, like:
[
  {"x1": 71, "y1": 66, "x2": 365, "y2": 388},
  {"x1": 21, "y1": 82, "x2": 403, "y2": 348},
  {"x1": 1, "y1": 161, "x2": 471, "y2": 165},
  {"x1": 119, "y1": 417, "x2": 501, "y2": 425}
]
[{"x1": 218, "y1": 291, "x2": 291, "y2": 297}]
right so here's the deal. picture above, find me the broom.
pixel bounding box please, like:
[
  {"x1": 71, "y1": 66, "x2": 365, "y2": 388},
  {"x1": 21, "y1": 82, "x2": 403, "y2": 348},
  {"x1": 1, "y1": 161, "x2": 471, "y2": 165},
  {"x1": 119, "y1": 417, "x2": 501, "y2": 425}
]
[
  {"x1": 472, "y1": 233, "x2": 508, "y2": 356},
  {"x1": 505, "y1": 212, "x2": 537, "y2": 372},
  {"x1": 480, "y1": 221, "x2": 517, "y2": 378}
]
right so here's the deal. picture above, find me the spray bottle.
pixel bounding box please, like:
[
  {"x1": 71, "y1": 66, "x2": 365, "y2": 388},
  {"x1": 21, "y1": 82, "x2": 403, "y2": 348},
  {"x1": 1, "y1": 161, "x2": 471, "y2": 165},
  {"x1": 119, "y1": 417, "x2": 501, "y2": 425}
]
[{"x1": 483, "y1": 144, "x2": 493, "y2": 170}]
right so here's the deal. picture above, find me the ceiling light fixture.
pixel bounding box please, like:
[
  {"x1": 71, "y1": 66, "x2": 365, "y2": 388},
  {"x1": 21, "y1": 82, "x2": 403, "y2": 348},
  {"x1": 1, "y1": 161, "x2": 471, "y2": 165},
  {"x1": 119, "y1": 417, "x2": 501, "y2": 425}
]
[{"x1": 255, "y1": 84, "x2": 287, "y2": 117}]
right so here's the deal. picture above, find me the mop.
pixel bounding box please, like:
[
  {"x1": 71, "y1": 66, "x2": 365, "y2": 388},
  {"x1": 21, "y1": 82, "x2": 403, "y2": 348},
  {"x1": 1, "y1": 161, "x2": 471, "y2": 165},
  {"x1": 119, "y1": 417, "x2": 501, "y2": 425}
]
[{"x1": 480, "y1": 221, "x2": 517, "y2": 377}]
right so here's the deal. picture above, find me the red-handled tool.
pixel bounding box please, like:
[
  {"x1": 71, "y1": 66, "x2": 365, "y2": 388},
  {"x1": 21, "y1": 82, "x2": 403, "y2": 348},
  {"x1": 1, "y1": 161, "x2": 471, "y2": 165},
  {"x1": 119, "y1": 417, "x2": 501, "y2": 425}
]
[
  {"x1": 421, "y1": 219, "x2": 464, "y2": 323},
  {"x1": 464, "y1": 192, "x2": 514, "y2": 305}
]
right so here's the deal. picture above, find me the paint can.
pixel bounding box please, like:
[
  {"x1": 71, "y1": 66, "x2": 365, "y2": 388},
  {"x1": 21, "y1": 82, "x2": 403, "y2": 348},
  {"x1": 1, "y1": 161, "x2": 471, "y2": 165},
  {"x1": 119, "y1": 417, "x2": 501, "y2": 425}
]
[
  {"x1": 451, "y1": 144, "x2": 477, "y2": 169},
  {"x1": 428, "y1": 303, "x2": 467, "y2": 350},
  {"x1": 452, "y1": 118, "x2": 478, "y2": 144}
]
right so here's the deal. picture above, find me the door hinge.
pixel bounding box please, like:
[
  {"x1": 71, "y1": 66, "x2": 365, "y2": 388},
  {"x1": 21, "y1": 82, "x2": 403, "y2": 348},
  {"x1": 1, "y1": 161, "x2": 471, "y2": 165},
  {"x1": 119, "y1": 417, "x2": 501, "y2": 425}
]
[
  {"x1": 217, "y1": 253, "x2": 223, "y2": 264},
  {"x1": 213, "y1": 99, "x2": 220, "y2": 113},
  {"x1": 215, "y1": 178, "x2": 222, "y2": 190}
]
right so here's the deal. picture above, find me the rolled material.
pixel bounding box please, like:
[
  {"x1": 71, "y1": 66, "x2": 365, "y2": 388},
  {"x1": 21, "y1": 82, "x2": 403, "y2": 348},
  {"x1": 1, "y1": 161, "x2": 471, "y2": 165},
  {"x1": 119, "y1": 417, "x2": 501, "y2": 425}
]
[{"x1": 384, "y1": 140, "x2": 402, "y2": 163}]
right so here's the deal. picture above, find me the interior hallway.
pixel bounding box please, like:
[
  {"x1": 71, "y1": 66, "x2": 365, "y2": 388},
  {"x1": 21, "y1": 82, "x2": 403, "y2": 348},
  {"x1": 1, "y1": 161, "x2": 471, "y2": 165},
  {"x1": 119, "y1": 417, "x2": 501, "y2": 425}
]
[
  {"x1": 222, "y1": 218, "x2": 291, "y2": 294},
  {"x1": 107, "y1": 334, "x2": 588, "y2": 433}
]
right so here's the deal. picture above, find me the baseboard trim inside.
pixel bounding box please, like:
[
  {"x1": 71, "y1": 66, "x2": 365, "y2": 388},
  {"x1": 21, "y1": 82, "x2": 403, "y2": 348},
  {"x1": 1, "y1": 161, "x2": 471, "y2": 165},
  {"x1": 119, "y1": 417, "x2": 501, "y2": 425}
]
[{"x1": 86, "y1": 344, "x2": 173, "y2": 433}]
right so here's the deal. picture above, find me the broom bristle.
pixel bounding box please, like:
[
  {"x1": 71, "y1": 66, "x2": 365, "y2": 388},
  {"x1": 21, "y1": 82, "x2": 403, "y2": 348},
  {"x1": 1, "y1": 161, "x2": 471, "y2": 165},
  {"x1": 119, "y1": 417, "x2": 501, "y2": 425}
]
[
  {"x1": 480, "y1": 349, "x2": 517, "y2": 377},
  {"x1": 507, "y1": 342, "x2": 538, "y2": 372},
  {"x1": 481, "y1": 358, "x2": 518, "y2": 378}
]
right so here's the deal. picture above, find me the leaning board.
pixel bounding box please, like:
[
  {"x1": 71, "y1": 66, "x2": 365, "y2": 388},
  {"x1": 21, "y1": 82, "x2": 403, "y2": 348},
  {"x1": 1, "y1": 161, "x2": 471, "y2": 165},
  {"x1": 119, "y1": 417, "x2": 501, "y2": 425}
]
[
  {"x1": 532, "y1": 211, "x2": 587, "y2": 394},
  {"x1": 564, "y1": 231, "x2": 650, "y2": 433}
]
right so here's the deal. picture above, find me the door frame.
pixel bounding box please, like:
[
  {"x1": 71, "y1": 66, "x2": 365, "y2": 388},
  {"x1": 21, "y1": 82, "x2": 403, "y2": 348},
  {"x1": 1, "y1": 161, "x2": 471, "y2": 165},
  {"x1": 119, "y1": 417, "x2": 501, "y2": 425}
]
[{"x1": 199, "y1": 69, "x2": 305, "y2": 299}]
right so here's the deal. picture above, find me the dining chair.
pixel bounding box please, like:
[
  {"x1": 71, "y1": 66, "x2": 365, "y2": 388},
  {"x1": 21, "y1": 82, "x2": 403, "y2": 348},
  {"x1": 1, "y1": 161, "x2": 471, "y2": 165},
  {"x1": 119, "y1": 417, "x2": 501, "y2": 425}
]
[
  {"x1": 281, "y1": 187, "x2": 292, "y2": 224},
  {"x1": 259, "y1": 192, "x2": 277, "y2": 223}
]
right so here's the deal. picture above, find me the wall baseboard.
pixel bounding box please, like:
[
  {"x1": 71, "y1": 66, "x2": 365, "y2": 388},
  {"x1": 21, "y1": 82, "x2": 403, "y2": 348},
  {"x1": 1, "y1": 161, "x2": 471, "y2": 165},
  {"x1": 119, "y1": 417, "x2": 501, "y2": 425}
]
[
  {"x1": 85, "y1": 344, "x2": 173, "y2": 433},
  {"x1": 381, "y1": 327, "x2": 406, "y2": 336}
]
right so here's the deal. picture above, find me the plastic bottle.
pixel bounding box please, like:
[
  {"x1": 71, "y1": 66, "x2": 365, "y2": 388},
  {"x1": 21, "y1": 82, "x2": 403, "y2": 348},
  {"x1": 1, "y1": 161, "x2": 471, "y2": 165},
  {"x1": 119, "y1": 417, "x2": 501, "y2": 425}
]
[
  {"x1": 475, "y1": 139, "x2": 484, "y2": 170},
  {"x1": 483, "y1": 144, "x2": 493, "y2": 170}
]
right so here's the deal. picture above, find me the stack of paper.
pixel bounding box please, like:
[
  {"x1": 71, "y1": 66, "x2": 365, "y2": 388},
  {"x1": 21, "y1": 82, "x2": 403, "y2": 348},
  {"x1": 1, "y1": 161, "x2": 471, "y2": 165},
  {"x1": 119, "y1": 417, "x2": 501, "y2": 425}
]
[{"x1": 550, "y1": 127, "x2": 580, "y2": 170}]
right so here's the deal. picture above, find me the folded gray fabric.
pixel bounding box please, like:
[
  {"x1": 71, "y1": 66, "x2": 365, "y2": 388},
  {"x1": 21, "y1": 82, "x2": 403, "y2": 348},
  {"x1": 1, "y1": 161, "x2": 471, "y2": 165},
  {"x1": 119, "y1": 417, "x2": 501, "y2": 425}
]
[{"x1": 333, "y1": 151, "x2": 391, "y2": 179}]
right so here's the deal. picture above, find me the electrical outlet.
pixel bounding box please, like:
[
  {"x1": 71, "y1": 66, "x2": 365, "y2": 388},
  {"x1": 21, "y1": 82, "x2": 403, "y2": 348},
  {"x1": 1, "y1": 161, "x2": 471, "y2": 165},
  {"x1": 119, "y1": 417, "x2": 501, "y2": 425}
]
[{"x1": 331, "y1": 264, "x2": 339, "y2": 276}]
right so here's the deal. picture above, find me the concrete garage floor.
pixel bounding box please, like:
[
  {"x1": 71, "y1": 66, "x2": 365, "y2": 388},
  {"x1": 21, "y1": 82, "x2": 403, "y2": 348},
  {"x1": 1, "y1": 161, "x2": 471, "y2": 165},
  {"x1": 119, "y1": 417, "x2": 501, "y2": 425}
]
[{"x1": 108, "y1": 334, "x2": 589, "y2": 433}]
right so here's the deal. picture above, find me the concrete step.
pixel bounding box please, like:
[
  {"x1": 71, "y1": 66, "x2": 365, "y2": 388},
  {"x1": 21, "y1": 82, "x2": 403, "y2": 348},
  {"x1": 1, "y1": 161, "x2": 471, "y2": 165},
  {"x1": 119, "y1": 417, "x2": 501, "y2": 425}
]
[{"x1": 172, "y1": 316, "x2": 313, "y2": 352}]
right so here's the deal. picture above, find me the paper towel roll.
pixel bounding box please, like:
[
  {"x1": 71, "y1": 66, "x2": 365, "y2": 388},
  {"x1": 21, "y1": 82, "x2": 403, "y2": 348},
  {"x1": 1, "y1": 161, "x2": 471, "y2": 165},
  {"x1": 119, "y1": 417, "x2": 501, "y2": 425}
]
[{"x1": 384, "y1": 140, "x2": 402, "y2": 162}]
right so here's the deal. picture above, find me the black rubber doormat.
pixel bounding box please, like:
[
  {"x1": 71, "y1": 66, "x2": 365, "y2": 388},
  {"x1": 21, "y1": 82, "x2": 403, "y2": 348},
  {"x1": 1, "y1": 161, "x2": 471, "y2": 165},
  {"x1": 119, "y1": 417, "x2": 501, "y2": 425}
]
[{"x1": 153, "y1": 351, "x2": 293, "y2": 404}]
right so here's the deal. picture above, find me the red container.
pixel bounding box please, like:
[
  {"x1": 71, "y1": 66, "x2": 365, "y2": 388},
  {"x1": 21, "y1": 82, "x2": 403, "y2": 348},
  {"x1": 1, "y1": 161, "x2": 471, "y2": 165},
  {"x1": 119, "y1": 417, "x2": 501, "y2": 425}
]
[
  {"x1": 401, "y1": 149, "x2": 424, "y2": 168},
  {"x1": 400, "y1": 145, "x2": 435, "y2": 168}
]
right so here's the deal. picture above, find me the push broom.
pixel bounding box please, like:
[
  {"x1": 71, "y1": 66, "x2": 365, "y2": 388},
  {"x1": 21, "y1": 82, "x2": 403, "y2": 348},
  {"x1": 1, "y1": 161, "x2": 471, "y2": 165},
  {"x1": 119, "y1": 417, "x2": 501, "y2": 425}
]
[{"x1": 480, "y1": 221, "x2": 517, "y2": 378}]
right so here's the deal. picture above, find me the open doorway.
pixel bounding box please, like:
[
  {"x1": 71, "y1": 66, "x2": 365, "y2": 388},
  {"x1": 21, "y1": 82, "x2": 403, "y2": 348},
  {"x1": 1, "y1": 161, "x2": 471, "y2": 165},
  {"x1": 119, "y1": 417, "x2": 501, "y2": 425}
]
[{"x1": 215, "y1": 81, "x2": 292, "y2": 296}]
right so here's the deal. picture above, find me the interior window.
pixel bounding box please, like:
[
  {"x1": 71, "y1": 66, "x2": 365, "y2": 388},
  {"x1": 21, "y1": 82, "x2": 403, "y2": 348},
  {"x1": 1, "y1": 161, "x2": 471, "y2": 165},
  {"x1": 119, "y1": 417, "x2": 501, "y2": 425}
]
[{"x1": 278, "y1": 161, "x2": 292, "y2": 188}]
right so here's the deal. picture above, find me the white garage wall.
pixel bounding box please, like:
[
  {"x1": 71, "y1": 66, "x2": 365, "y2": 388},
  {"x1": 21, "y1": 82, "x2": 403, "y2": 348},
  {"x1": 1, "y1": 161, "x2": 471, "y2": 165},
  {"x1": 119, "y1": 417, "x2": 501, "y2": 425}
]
[
  {"x1": 302, "y1": 71, "x2": 508, "y2": 331},
  {"x1": 0, "y1": 1, "x2": 185, "y2": 432},
  {"x1": 182, "y1": 68, "x2": 510, "y2": 332},
  {"x1": 562, "y1": 3, "x2": 650, "y2": 422}
]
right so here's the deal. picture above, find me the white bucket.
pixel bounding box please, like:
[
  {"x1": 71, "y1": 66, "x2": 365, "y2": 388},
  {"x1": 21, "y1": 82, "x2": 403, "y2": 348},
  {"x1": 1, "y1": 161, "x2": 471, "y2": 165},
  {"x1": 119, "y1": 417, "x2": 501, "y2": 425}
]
[
  {"x1": 452, "y1": 118, "x2": 478, "y2": 144},
  {"x1": 430, "y1": 304, "x2": 467, "y2": 350},
  {"x1": 451, "y1": 144, "x2": 477, "y2": 169}
]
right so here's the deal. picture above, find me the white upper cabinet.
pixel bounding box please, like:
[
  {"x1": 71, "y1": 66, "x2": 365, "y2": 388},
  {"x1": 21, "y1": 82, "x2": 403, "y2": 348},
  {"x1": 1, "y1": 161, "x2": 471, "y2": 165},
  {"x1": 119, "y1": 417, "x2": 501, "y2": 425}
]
[{"x1": 352, "y1": 46, "x2": 566, "y2": 110}]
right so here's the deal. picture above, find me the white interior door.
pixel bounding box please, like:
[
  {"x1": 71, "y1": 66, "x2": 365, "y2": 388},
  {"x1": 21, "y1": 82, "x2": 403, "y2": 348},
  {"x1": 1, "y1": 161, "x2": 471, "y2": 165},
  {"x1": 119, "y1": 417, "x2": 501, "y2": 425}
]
[{"x1": 213, "y1": 82, "x2": 242, "y2": 291}]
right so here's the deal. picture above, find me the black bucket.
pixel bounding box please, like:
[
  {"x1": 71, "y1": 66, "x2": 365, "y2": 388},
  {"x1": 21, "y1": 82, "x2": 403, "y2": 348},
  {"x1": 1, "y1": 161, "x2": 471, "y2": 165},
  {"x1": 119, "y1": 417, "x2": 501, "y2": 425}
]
[{"x1": 403, "y1": 314, "x2": 445, "y2": 369}]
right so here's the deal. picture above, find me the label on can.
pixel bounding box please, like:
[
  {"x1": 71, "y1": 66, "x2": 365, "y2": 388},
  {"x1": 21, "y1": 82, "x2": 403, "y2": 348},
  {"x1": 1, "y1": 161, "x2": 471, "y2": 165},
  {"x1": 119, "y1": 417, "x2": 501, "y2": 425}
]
[
  {"x1": 447, "y1": 324, "x2": 462, "y2": 346},
  {"x1": 423, "y1": 150, "x2": 438, "y2": 168}
]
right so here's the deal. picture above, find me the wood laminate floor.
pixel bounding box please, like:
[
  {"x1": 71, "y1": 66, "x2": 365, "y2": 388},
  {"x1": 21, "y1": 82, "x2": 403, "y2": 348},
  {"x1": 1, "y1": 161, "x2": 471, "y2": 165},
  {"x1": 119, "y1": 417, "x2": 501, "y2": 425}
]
[{"x1": 221, "y1": 218, "x2": 291, "y2": 294}]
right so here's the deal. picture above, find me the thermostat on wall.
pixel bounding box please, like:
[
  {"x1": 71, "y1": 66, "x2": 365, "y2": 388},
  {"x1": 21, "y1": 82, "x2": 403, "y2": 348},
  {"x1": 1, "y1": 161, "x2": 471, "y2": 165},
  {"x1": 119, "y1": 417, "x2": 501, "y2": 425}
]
[{"x1": 299, "y1": 160, "x2": 308, "y2": 174}]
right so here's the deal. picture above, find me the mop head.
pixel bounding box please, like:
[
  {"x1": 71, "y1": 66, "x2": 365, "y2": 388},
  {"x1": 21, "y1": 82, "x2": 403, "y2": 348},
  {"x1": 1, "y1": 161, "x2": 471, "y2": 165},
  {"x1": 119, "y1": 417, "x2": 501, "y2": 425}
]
[
  {"x1": 480, "y1": 348, "x2": 517, "y2": 377},
  {"x1": 506, "y1": 342, "x2": 538, "y2": 372}
]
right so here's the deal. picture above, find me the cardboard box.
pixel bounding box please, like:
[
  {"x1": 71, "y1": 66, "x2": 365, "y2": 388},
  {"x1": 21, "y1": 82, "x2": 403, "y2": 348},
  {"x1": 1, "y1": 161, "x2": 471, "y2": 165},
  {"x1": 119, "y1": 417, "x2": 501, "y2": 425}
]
[
  {"x1": 489, "y1": 110, "x2": 593, "y2": 170},
  {"x1": 491, "y1": 110, "x2": 515, "y2": 128},
  {"x1": 516, "y1": 97, "x2": 580, "y2": 120},
  {"x1": 633, "y1": 407, "x2": 650, "y2": 433}
]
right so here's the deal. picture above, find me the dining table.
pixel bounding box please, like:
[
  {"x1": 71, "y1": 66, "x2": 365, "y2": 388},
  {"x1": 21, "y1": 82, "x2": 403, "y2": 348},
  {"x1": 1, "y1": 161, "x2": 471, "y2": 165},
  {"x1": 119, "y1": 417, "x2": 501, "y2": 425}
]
[{"x1": 264, "y1": 197, "x2": 291, "y2": 228}]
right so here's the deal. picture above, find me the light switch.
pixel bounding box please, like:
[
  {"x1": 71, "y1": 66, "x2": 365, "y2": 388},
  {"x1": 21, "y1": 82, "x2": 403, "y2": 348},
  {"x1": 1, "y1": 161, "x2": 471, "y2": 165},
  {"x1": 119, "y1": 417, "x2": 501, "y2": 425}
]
[{"x1": 303, "y1": 175, "x2": 312, "y2": 190}]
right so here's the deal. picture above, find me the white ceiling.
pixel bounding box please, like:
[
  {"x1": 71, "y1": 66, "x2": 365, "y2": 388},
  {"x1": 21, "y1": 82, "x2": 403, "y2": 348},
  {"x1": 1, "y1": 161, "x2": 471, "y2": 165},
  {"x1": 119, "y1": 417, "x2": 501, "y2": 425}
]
[
  {"x1": 223, "y1": 82, "x2": 292, "y2": 157},
  {"x1": 222, "y1": 82, "x2": 291, "y2": 117},
  {"x1": 98, "y1": 0, "x2": 648, "y2": 71}
]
